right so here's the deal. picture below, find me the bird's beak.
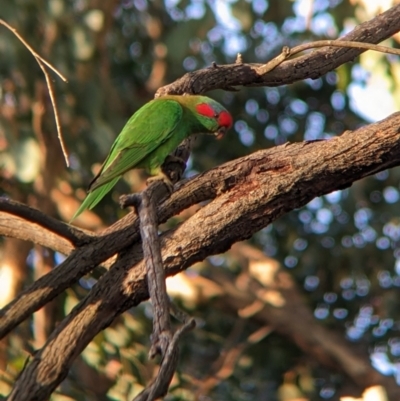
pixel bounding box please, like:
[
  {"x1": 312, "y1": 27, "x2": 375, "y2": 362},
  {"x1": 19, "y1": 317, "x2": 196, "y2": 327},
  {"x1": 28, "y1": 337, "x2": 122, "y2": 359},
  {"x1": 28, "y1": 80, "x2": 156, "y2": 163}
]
[{"x1": 215, "y1": 126, "x2": 226, "y2": 140}]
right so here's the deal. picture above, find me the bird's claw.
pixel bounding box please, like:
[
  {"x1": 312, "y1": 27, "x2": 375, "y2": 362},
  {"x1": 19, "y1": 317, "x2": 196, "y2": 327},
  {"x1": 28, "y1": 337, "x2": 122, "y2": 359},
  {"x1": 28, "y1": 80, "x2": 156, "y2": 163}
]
[{"x1": 146, "y1": 175, "x2": 174, "y2": 194}]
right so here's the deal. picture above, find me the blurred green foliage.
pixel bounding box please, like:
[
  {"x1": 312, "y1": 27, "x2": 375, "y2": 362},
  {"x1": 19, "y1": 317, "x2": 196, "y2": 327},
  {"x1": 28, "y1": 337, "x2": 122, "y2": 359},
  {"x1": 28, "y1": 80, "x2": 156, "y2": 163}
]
[{"x1": 1, "y1": 0, "x2": 400, "y2": 400}]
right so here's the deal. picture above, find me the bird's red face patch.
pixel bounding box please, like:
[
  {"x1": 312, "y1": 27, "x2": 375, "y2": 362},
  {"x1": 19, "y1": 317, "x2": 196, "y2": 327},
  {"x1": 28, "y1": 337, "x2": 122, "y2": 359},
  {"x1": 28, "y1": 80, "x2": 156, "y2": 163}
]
[
  {"x1": 196, "y1": 103, "x2": 215, "y2": 118},
  {"x1": 218, "y1": 111, "x2": 233, "y2": 129},
  {"x1": 196, "y1": 104, "x2": 233, "y2": 128}
]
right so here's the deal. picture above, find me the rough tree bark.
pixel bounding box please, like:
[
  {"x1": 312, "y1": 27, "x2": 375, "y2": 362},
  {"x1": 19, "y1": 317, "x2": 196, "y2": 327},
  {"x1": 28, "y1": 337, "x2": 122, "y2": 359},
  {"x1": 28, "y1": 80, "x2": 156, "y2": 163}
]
[{"x1": 1, "y1": 3, "x2": 400, "y2": 401}]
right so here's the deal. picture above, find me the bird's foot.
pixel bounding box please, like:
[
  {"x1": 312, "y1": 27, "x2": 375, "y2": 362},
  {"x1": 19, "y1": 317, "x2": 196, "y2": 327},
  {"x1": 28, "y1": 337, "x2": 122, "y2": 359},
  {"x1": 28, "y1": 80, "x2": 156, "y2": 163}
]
[
  {"x1": 164, "y1": 155, "x2": 186, "y2": 170},
  {"x1": 146, "y1": 173, "x2": 174, "y2": 194},
  {"x1": 162, "y1": 155, "x2": 186, "y2": 183}
]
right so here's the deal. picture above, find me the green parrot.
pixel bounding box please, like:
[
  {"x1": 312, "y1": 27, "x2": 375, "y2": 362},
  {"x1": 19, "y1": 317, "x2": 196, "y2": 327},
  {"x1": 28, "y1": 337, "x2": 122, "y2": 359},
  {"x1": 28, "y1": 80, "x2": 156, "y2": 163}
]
[{"x1": 71, "y1": 95, "x2": 233, "y2": 221}]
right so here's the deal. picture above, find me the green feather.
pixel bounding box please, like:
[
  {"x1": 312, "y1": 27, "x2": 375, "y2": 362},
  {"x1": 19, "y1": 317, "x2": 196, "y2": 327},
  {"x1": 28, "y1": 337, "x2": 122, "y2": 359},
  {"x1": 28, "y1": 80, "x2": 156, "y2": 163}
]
[
  {"x1": 71, "y1": 99, "x2": 184, "y2": 221},
  {"x1": 70, "y1": 95, "x2": 231, "y2": 222},
  {"x1": 70, "y1": 178, "x2": 119, "y2": 222}
]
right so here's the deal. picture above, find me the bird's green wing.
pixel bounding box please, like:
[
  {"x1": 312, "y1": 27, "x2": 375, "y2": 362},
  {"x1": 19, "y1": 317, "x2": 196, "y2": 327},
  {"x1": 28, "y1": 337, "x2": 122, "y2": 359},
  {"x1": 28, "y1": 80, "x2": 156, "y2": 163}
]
[
  {"x1": 70, "y1": 178, "x2": 119, "y2": 221},
  {"x1": 89, "y1": 99, "x2": 183, "y2": 191},
  {"x1": 70, "y1": 99, "x2": 183, "y2": 222}
]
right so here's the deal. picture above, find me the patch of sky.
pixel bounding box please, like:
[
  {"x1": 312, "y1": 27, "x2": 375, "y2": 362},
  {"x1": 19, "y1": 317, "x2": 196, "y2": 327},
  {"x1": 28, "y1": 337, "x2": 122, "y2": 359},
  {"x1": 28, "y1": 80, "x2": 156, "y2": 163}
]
[
  {"x1": 347, "y1": 326, "x2": 363, "y2": 341},
  {"x1": 265, "y1": 88, "x2": 280, "y2": 105},
  {"x1": 164, "y1": 0, "x2": 180, "y2": 7},
  {"x1": 186, "y1": 1, "x2": 206, "y2": 19},
  {"x1": 134, "y1": 0, "x2": 147, "y2": 10},
  {"x1": 284, "y1": 255, "x2": 298, "y2": 268},
  {"x1": 307, "y1": 197, "x2": 323, "y2": 211},
  {"x1": 55, "y1": 252, "x2": 67, "y2": 265},
  {"x1": 331, "y1": 91, "x2": 345, "y2": 110},
  {"x1": 299, "y1": 210, "x2": 312, "y2": 224},
  {"x1": 341, "y1": 235, "x2": 352, "y2": 248},
  {"x1": 279, "y1": 117, "x2": 298, "y2": 136},
  {"x1": 256, "y1": 109, "x2": 269, "y2": 123},
  {"x1": 389, "y1": 338, "x2": 400, "y2": 357},
  {"x1": 378, "y1": 270, "x2": 392, "y2": 288},
  {"x1": 351, "y1": 64, "x2": 369, "y2": 82},
  {"x1": 314, "y1": 304, "x2": 329, "y2": 319},
  {"x1": 353, "y1": 233, "x2": 365, "y2": 248},
  {"x1": 183, "y1": 56, "x2": 197, "y2": 71},
  {"x1": 333, "y1": 308, "x2": 348, "y2": 319},
  {"x1": 319, "y1": 387, "x2": 335, "y2": 399},
  {"x1": 252, "y1": 19, "x2": 269, "y2": 38},
  {"x1": 316, "y1": 208, "x2": 333, "y2": 225},
  {"x1": 342, "y1": 289, "x2": 355, "y2": 300},
  {"x1": 239, "y1": 129, "x2": 255, "y2": 146},
  {"x1": 354, "y1": 208, "x2": 372, "y2": 230},
  {"x1": 383, "y1": 222, "x2": 400, "y2": 241},
  {"x1": 252, "y1": 0, "x2": 268, "y2": 15},
  {"x1": 340, "y1": 277, "x2": 353, "y2": 289},
  {"x1": 290, "y1": 99, "x2": 308, "y2": 115},
  {"x1": 79, "y1": 276, "x2": 97, "y2": 290},
  {"x1": 207, "y1": 26, "x2": 224, "y2": 45},
  {"x1": 324, "y1": 190, "x2": 341, "y2": 204},
  {"x1": 235, "y1": 120, "x2": 255, "y2": 146},
  {"x1": 348, "y1": 79, "x2": 397, "y2": 122},
  {"x1": 323, "y1": 292, "x2": 337, "y2": 303},
  {"x1": 371, "y1": 352, "x2": 397, "y2": 375},
  {"x1": 361, "y1": 227, "x2": 377, "y2": 243},
  {"x1": 263, "y1": 22, "x2": 280, "y2": 44},
  {"x1": 375, "y1": 170, "x2": 389, "y2": 181},
  {"x1": 304, "y1": 112, "x2": 325, "y2": 140},
  {"x1": 245, "y1": 99, "x2": 259, "y2": 115},
  {"x1": 330, "y1": 204, "x2": 342, "y2": 216},
  {"x1": 376, "y1": 237, "x2": 390, "y2": 250},
  {"x1": 210, "y1": 0, "x2": 247, "y2": 57},
  {"x1": 264, "y1": 124, "x2": 278, "y2": 140},
  {"x1": 305, "y1": 77, "x2": 323, "y2": 90},
  {"x1": 294, "y1": 238, "x2": 308, "y2": 251},
  {"x1": 311, "y1": 12, "x2": 337, "y2": 37},
  {"x1": 311, "y1": 220, "x2": 329, "y2": 234},
  {"x1": 383, "y1": 187, "x2": 399, "y2": 203},
  {"x1": 282, "y1": 16, "x2": 306, "y2": 35},
  {"x1": 304, "y1": 275, "x2": 320, "y2": 291}
]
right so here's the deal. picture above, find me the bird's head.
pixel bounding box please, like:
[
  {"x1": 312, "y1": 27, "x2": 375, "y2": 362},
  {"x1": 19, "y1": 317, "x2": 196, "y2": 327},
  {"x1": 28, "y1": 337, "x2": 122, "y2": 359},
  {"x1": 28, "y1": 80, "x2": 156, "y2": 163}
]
[{"x1": 195, "y1": 99, "x2": 233, "y2": 139}]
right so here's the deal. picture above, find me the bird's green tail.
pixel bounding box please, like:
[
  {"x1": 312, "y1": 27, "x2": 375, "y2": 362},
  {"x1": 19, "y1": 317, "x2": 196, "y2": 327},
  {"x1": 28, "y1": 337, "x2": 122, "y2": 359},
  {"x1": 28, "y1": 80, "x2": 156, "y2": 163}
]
[{"x1": 70, "y1": 177, "x2": 120, "y2": 222}]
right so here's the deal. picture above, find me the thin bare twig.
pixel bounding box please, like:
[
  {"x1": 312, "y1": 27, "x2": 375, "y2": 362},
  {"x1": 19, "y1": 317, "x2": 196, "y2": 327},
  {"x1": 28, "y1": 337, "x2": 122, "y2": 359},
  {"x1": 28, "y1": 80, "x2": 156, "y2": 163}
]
[
  {"x1": 255, "y1": 40, "x2": 400, "y2": 75},
  {"x1": 0, "y1": 20, "x2": 67, "y2": 82},
  {"x1": 292, "y1": 39, "x2": 400, "y2": 57},
  {"x1": 0, "y1": 19, "x2": 70, "y2": 167},
  {"x1": 134, "y1": 318, "x2": 196, "y2": 401},
  {"x1": 134, "y1": 188, "x2": 173, "y2": 359}
]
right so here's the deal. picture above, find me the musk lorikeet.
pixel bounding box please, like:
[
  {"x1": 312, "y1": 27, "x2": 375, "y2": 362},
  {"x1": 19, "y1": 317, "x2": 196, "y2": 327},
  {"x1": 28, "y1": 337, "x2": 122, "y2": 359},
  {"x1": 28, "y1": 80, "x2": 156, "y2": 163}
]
[{"x1": 71, "y1": 95, "x2": 233, "y2": 221}]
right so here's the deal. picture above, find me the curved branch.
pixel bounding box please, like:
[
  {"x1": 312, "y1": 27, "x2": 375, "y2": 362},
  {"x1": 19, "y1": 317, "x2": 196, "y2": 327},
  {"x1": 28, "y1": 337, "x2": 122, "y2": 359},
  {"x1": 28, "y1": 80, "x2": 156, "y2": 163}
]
[
  {"x1": 0, "y1": 213, "x2": 73, "y2": 256},
  {"x1": 4, "y1": 4, "x2": 399, "y2": 342},
  {"x1": 0, "y1": 198, "x2": 93, "y2": 248},
  {"x1": 7, "y1": 112, "x2": 400, "y2": 400},
  {"x1": 156, "y1": 4, "x2": 400, "y2": 96}
]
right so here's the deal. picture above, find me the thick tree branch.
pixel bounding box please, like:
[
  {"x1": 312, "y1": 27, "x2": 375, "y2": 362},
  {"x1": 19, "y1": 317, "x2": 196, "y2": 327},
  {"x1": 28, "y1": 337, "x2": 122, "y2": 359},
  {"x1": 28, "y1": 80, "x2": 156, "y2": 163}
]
[
  {"x1": 156, "y1": 4, "x2": 400, "y2": 96},
  {"x1": 3, "y1": 4, "x2": 400, "y2": 342},
  {"x1": 2, "y1": 112, "x2": 400, "y2": 342},
  {"x1": 0, "y1": 213, "x2": 73, "y2": 256},
  {"x1": 0, "y1": 198, "x2": 93, "y2": 248},
  {"x1": 7, "y1": 112, "x2": 400, "y2": 400}
]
